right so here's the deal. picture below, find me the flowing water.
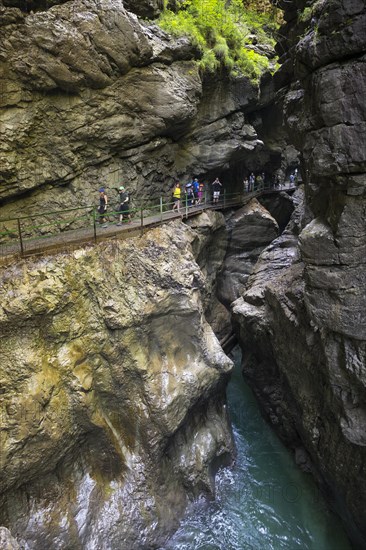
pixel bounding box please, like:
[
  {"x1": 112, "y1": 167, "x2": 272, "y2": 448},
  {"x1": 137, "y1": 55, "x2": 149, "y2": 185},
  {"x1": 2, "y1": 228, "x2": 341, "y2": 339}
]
[{"x1": 162, "y1": 348, "x2": 352, "y2": 550}]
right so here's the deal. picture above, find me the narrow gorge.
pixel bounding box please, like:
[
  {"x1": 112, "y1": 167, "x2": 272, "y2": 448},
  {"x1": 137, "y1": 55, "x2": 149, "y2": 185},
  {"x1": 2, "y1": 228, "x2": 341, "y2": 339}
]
[{"x1": 0, "y1": 0, "x2": 365, "y2": 548}]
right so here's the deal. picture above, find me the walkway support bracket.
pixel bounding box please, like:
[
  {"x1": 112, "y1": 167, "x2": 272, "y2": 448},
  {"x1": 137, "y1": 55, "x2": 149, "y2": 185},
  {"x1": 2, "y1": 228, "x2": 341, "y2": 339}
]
[
  {"x1": 93, "y1": 206, "x2": 97, "y2": 244},
  {"x1": 140, "y1": 207, "x2": 144, "y2": 237},
  {"x1": 17, "y1": 219, "x2": 24, "y2": 257}
]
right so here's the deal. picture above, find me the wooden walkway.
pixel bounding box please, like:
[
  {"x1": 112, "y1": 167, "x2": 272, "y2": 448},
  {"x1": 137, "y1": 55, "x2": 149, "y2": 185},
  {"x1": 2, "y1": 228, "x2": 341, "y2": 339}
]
[{"x1": 0, "y1": 187, "x2": 295, "y2": 265}]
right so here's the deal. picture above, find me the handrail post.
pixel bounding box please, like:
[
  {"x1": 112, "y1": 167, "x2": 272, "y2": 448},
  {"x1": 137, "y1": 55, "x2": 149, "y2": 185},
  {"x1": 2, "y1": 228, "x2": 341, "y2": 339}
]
[
  {"x1": 93, "y1": 206, "x2": 97, "y2": 243},
  {"x1": 160, "y1": 197, "x2": 163, "y2": 222},
  {"x1": 140, "y1": 207, "x2": 144, "y2": 237},
  {"x1": 17, "y1": 218, "x2": 24, "y2": 257},
  {"x1": 223, "y1": 189, "x2": 226, "y2": 208}
]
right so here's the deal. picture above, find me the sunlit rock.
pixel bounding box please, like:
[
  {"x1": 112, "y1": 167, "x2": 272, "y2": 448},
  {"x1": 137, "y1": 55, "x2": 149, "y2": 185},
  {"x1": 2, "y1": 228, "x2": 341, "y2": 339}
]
[{"x1": 0, "y1": 221, "x2": 234, "y2": 548}]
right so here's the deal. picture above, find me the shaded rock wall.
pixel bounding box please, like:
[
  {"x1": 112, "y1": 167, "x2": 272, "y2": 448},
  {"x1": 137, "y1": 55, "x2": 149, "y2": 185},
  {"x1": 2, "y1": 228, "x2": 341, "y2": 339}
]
[
  {"x1": 257, "y1": 191, "x2": 294, "y2": 232},
  {"x1": 217, "y1": 198, "x2": 279, "y2": 307},
  {"x1": 233, "y1": 0, "x2": 366, "y2": 546},
  {"x1": 0, "y1": 215, "x2": 234, "y2": 549}
]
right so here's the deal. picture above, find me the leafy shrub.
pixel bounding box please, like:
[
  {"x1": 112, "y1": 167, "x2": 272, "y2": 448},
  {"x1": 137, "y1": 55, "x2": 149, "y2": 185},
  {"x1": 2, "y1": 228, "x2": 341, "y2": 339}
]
[
  {"x1": 200, "y1": 49, "x2": 220, "y2": 73},
  {"x1": 158, "y1": 0, "x2": 280, "y2": 81},
  {"x1": 236, "y1": 47, "x2": 270, "y2": 79}
]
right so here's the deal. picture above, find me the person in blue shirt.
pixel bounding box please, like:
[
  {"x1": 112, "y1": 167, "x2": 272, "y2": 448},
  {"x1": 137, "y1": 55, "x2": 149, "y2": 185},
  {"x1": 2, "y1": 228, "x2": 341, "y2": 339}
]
[{"x1": 192, "y1": 178, "x2": 200, "y2": 204}]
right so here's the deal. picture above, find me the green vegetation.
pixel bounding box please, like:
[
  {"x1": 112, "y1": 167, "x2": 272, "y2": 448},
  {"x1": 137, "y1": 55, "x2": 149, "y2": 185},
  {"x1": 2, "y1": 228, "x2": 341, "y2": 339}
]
[
  {"x1": 298, "y1": 6, "x2": 313, "y2": 23},
  {"x1": 158, "y1": 0, "x2": 281, "y2": 81}
]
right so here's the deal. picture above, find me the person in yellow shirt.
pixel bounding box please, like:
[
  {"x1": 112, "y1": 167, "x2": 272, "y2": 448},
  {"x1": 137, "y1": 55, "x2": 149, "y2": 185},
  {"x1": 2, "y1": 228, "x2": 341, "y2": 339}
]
[{"x1": 172, "y1": 182, "x2": 181, "y2": 213}]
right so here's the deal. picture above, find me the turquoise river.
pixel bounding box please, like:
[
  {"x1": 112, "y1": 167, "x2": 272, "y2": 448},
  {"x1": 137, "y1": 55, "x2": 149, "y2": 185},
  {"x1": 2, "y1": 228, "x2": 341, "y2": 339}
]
[{"x1": 161, "y1": 348, "x2": 352, "y2": 550}]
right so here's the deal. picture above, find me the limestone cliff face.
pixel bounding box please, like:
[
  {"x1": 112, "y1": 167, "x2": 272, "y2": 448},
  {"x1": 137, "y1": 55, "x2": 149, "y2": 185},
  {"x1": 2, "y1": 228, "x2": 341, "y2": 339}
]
[
  {"x1": 0, "y1": 216, "x2": 234, "y2": 549},
  {"x1": 0, "y1": 0, "x2": 274, "y2": 223},
  {"x1": 233, "y1": 0, "x2": 366, "y2": 546}
]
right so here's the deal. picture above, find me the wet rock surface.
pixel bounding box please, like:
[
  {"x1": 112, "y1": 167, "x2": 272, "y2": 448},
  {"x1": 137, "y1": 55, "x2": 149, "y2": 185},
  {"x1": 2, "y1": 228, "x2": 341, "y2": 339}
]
[{"x1": 0, "y1": 218, "x2": 234, "y2": 549}]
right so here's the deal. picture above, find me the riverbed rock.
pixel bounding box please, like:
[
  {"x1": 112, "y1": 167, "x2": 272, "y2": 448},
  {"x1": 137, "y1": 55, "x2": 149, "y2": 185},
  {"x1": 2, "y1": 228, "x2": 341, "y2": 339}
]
[{"x1": 0, "y1": 221, "x2": 234, "y2": 549}]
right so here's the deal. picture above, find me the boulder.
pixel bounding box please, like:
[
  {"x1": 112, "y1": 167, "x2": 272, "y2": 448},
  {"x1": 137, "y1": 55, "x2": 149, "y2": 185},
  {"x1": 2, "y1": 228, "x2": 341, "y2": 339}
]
[{"x1": 0, "y1": 528, "x2": 20, "y2": 550}]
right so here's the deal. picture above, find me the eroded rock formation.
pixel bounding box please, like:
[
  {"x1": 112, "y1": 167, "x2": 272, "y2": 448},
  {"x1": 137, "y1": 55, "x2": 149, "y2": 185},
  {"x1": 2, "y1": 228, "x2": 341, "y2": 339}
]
[
  {"x1": 0, "y1": 216, "x2": 234, "y2": 549},
  {"x1": 217, "y1": 198, "x2": 279, "y2": 307}
]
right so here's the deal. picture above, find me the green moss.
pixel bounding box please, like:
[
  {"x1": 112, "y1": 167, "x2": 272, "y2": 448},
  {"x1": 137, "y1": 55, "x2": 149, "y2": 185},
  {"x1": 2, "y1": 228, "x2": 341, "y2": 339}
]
[
  {"x1": 298, "y1": 6, "x2": 313, "y2": 23},
  {"x1": 158, "y1": 0, "x2": 280, "y2": 81}
]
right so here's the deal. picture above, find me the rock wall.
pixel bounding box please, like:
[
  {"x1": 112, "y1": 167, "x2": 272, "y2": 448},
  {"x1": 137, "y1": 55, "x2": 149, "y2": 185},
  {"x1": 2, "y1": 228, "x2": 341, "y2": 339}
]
[
  {"x1": 0, "y1": 214, "x2": 234, "y2": 549},
  {"x1": 217, "y1": 198, "x2": 279, "y2": 307},
  {"x1": 233, "y1": 1, "x2": 366, "y2": 546},
  {"x1": 0, "y1": 0, "x2": 279, "y2": 223}
]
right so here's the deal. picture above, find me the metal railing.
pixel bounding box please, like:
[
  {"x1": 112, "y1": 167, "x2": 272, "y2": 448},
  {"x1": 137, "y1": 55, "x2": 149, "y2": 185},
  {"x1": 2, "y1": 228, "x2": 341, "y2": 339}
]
[{"x1": 0, "y1": 183, "x2": 294, "y2": 261}]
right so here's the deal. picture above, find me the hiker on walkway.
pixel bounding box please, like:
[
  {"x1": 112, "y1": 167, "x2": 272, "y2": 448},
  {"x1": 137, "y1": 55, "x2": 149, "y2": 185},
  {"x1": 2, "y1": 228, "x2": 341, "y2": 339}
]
[
  {"x1": 116, "y1": 186, "x2": 130, "y2": 225},
  {"x1": 212, "y1": 177, "x2": 222, "y2": 203},
  {"x1": 243, "y1": 177, "x2": 249, "y2": 193},
  {"x1": 98, "y1": 188, "x2": 108, "y2": 226},
  {"x1": 192, "y1": 178, "x2": 200, "y2": 205},
  {"x1": 249, "y1": 173, "x2": 255, "y2": 192},
  {"x1": 185, "y1": 181, "x2": 194, "y2": 206},
  {"x1": 256, "y1": 173, "x2": 264, "y2": 189},
  {"x1": 198, "y1": 182, "x2": 205, "y2": 204},
  {"x1": 172, "y1": 182, "x2": 181, "y2": 213}
]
